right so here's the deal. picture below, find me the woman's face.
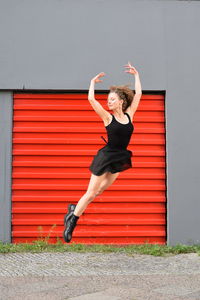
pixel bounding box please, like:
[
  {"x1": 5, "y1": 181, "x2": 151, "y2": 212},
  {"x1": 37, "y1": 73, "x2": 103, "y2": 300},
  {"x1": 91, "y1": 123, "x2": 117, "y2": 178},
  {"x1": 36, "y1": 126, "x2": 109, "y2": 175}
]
[{"x1": 107, "y1": 92, "x2": 122, "y2": 110}]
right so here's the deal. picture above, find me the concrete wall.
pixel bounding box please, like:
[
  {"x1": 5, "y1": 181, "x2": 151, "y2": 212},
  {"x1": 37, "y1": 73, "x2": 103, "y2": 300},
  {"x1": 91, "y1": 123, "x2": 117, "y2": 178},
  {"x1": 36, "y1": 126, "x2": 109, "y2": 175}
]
[
  {"x1": 0, "y1": 92, "x2": 13, "y2": 243},
  {"x1": 0, "y1": 0, "x2": 200, "y2": 245}
]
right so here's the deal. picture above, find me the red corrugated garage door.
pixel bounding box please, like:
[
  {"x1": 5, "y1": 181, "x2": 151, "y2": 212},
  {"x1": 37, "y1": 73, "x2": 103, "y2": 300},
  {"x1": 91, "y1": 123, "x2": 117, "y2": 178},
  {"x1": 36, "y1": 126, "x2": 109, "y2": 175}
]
[{"x1": 12, "y1": 92, "x2": 166, "y2": 245}]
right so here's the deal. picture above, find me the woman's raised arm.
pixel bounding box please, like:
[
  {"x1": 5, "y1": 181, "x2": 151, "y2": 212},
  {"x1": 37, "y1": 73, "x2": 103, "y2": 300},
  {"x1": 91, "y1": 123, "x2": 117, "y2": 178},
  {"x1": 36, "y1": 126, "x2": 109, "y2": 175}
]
[
  {"x1": 88, "y1": 72, "x2": 105, "y2": 101},
  {"x1": 124, "y1": 62, "x2": 142, "y2": 117},
  {"x1": 88, "y1": 72, "x2": 110, "y2": 123},
  {"x1": 124, "y1": 61, "x2": 142, "y2": 94}
]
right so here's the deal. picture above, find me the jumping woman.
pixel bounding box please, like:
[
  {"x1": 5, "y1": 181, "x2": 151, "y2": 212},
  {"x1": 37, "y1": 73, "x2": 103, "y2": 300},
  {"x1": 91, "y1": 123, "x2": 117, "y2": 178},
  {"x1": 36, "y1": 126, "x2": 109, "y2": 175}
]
[{"x1": 63, "y1": 62, "x2": 142, "y2": 243}]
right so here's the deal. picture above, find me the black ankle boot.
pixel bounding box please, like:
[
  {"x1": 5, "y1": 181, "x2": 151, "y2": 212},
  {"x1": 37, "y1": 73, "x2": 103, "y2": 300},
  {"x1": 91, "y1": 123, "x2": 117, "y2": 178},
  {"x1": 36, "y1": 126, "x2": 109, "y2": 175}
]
[
  {"x1": 63, "y1": 213, "x2": 79, "y2": 243},
  {"x1": 64, "y1": 204, "x2": 76, "y2": 227}
]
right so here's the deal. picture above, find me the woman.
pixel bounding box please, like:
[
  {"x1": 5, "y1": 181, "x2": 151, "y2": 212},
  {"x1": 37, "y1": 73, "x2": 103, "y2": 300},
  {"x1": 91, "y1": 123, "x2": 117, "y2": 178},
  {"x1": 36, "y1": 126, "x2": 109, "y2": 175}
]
[{"x1": 63, "y1": 62, "x2": 142, "y2": 243}]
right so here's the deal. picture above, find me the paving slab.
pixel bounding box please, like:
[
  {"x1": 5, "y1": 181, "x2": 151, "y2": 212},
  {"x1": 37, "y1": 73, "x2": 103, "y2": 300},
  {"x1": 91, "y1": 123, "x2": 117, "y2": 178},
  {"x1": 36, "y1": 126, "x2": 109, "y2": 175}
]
[
  {"x1": 0, "y1": 252, "x2": 200, "y2": 300},
  {"x1": 67, "y1": 292, "x2": 121, "y2": 300}
]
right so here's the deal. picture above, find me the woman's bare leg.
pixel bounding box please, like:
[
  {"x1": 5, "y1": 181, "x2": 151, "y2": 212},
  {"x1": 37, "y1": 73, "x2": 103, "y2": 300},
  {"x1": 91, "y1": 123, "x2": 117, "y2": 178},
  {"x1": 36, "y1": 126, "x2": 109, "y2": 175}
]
[
  {"x1": 73, "y1": 171, "x2": 120, "y2": 217},
  {"x1": 97, "y1": 171, "x2": 120, "y2": 193},
  {"x1": 73, "y1": 172, "x2": 108, "y2": 216}
]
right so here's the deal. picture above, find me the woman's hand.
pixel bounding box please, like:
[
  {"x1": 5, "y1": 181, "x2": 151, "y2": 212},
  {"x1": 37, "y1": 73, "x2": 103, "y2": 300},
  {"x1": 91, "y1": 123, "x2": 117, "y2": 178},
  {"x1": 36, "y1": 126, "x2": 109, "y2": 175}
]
[
  {"x1": 124, "y1": 61, "x2": 139, "y2": 76},
  {"x1": 88, "y1": 72, "x2": 106, "y2": 101},
  {"x1": 91, "y1": 72, "x2": 106, "y2": 83}
]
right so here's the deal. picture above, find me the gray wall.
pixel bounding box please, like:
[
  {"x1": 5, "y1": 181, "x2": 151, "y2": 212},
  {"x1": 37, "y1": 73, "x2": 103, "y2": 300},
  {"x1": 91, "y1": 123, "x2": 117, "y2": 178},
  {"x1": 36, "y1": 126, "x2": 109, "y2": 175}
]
[
  {"x1": 0, "y1": 0, "x2": 200, "y2": 245},
  {"x1": 0, "y1": 92, "x2": 13, "y2": 243}
]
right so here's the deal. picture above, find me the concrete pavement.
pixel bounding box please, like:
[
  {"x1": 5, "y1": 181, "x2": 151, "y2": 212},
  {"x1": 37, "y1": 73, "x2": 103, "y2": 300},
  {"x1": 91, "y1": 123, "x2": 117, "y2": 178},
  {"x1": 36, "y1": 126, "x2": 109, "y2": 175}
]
[{"x1": 0, "y1": 252, "x2": 200, "y2": 299}]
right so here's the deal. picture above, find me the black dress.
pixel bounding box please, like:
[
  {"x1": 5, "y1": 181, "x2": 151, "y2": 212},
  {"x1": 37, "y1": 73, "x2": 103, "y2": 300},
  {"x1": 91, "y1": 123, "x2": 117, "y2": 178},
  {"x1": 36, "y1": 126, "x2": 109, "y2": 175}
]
[{"x1": 89, "y1": 112, "x2": 134, "y2": 176}]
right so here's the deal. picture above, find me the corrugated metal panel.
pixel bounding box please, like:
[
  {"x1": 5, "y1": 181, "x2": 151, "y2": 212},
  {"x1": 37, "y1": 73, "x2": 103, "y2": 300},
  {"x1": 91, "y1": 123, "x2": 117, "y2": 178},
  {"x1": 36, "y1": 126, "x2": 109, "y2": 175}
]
[{"x1": 12, "y1": 93, "x2": 166, "y2": 245}]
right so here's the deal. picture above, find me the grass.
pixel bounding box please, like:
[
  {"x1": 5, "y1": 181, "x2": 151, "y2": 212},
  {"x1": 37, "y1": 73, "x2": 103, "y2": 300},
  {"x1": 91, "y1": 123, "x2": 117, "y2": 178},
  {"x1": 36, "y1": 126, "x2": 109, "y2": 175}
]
[
  {"x1": 1, "y1": 224, "x2": 200, "y2": 256},
  {"x1": 1, "y1": 239, "x2": 200, "y2": 256}
]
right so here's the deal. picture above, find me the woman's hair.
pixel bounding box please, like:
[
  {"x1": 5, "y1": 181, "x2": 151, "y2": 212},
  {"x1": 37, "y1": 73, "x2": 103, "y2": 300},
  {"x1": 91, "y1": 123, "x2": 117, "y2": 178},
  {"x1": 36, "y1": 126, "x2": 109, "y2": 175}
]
[{"x1": 109, "y1": 84, "x2": 134, "y2": 113}]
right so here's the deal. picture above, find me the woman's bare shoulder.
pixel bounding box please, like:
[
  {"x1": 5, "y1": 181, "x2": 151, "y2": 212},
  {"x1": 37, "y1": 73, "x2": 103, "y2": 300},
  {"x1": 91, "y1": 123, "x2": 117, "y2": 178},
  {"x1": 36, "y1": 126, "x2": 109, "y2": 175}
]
[
  {"x1": 103, "y1": 112, "x2": 113, "y2": 127},
  {"x1": 124, "y1": 107, "x2": 134, "y2": 122}
]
